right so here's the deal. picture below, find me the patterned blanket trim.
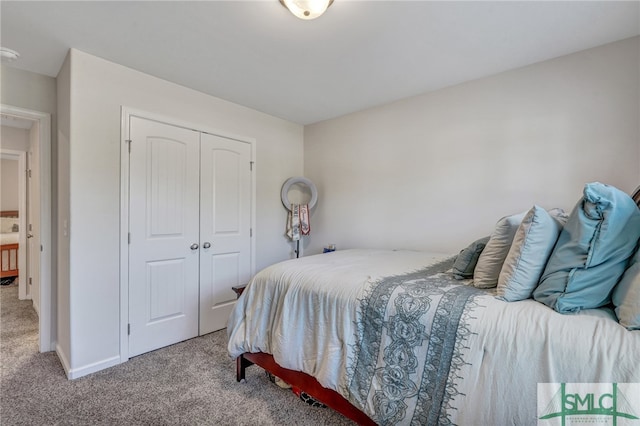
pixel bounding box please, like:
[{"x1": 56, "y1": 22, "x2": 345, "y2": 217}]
[{"x1": 344, "y1": 257, "x2": 484, "y2": 425}]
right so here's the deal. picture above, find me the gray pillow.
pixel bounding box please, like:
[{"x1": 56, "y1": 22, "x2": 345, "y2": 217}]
[
  {"x1": 474, "y1": 211, "x2": 527, "y2": 289},
  {"x1": 452, "y1": 236, "x2": 490, "y2": 280},
  {"x1": 612, "y1": 246, "x2": 640, "y2": 330}
]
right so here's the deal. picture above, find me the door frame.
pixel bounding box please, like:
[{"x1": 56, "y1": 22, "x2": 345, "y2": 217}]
[
  {"x1": 1, "y1": 104, "x2": 53, "y2": 353},
  {"x1": 0, "y1": 149, "x2": 27, "y2": 299},
  {"x1": 119, "y1": 107, "x2": 256, "y2": 362}
]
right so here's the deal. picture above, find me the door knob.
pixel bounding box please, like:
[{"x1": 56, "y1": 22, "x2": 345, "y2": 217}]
[
  {"x1": 190, "y1": 243, "x2": 199, "y2": 250},
  {"x1": 203, "y1": 242, "x2": 211, "y2": 249},
  {"x1": 27, "y1": 233, "x2": 34, "y2": 238}
]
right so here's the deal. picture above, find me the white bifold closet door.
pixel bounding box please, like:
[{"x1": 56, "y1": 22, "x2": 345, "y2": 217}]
[
  {"x1": 199, "y1": 133, "x2": 251, "y2": 335},
  {"x1": 128, "y1": 117, "x2": 251, "y2": 357}
]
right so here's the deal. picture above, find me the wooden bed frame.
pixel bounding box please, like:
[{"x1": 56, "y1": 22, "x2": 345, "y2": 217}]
[
  {"x1": 236, "y1": 186, "x2": 640, "y2": 425},
  {"x1": 1, "y1": 210, "x2": 20, "y2": 279},
  {"x1": 237, "y1": 352, "x2": 376, "y2": 425}
]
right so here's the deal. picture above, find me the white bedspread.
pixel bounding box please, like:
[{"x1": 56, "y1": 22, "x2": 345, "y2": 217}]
[
  {"x1": 453, "y1": 296, "x2": 640, "y2": 425},
  {"x1": 227, "y1": 249, "x2": 640, "y2": 425},
  {"x1": 228, "y1": 250, "x2": 448, "y2": 388}
]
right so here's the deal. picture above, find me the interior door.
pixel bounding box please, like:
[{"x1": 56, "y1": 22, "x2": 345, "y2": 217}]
[
  {"x1": 26, "y1": 152, "x2": 33, "y2": 298},
  {"x1": 199, "y1": 133, "x2": 252, "y2": 335},
  {"x1": 128, "y1": 117, "x2": 200, "y2": 357},
  {"x1": 27, "y1": 147, "x2": 41, "y2": 307}
]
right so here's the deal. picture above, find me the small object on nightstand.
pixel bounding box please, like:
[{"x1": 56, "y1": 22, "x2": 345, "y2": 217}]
[
  {"x1": 323, "y1": 244, "x2": 336, "y2": 253},
  {"x1": 232, "y1": 284, "x2": 247, "y2": 299}
]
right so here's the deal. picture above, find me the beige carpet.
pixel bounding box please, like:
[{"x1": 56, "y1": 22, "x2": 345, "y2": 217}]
[{"x1": 0, "y1": 282, "x2": 354, "y2": 425}]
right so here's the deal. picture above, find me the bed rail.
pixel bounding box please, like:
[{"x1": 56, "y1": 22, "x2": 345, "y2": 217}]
[{"x1": 237, "y1": 352, "x2": 376, "y2": 425}]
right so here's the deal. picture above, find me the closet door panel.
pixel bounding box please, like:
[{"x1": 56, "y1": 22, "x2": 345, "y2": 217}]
[
  {"x1": 199, "y1": 133, "x2": 251, "y2": 335},
  {"x1": 128, "y1": 117, "x2": 200, "y2": 357}
]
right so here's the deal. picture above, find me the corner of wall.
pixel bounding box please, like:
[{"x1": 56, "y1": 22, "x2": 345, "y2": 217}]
[
  {"x1": 55, "y1": 342, "x2": 72, "y2": 379},
  {"x1": 64, "y1": 355, "x2": 122, "y2": 380},
  {"x1": 55, "y1": 50, "x2": 72, "y2": 366}
]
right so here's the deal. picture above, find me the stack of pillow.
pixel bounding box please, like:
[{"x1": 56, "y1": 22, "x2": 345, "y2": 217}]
[{"x1": 451, "y1": 182, "x2": 640, "y2": 330}]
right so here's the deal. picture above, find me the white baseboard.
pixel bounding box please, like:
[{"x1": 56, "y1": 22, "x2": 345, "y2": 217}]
[
  {"x1": 55, "y1": 344, "x2": 71, "y2": 377},
  {"x1": 55, "y1": 346, "x2": 122, "y2": 380}
]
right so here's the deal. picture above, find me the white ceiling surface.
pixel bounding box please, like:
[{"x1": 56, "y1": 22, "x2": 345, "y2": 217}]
[{"x1": 1, "y1": 1, "x2": 639, "y2": 125}]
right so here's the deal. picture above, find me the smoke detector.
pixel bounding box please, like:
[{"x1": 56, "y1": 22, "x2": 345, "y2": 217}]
[{"x1": 1, "y1": 47, "x2": 20, "y2": 62}]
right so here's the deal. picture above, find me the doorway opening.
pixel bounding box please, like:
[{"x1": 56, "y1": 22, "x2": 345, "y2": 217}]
[
  {"x1": 1, "y1": 149, "x2": 26, "y2": 295},
  {"x1": 1, "y1": 104, "x2": 53, "y2": 353}
]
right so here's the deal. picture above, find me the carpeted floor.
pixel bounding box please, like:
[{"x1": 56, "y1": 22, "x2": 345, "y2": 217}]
[{"x1": 0, "y1": 282, "x2": 354, "y2": 425}]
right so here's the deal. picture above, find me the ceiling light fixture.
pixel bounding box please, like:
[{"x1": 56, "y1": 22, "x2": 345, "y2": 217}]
[
  {"x1": 0, "y1": 47, "x2": 20, "y2": 62},
  {"x1": 279, "y1": 0, "x2": 334, "y2": 20}
]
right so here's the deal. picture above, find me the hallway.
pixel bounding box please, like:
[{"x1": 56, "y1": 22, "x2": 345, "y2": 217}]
[{"x1": 0, "y1": 281, "x2": 39, "y2": 364}]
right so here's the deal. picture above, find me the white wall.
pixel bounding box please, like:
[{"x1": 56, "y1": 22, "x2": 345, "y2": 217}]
[
  {"x1": 0, "y1": 126, "x2": 30, "y2": 216},
  {"x1": 1, "y1": 66, "x2": 57, "y2": 116},
  {"x1": 1, "y1": 158, "x2": 19, "y2": 210},
  {"x1": 1, "y1": 125, "x2": 30, "y2": 152},
  {"x1": 56, "y1": 53, "x2": 71, "y2": 369},
  {"x1": 304, "y1": 36, "x2": 640, "y2": 255},
  {"x1": 60, "y1": 49, "x2": 304, "y2": 377}
]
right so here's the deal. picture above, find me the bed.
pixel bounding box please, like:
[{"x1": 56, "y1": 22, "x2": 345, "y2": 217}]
[
  {"x1": 1, "y1": 210, "x2": 20, "y2": 279},
  {"x1": 228, "y1": 183, "x2": 640, "y2": 425}
]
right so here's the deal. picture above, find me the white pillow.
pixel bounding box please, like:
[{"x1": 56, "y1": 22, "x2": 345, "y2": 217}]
[
  {"x1": 496, "y1": 206, "x2": 567, "y2": 301},
  {"x1": 473, "y1": 211, "x2": 526, "y2": 289},
  {"x1": 0, "y1": 217, "x2": 18, "y2": 233},
  {"x1": 612, "y1": 248, "x2": 640, "y2": 330}
]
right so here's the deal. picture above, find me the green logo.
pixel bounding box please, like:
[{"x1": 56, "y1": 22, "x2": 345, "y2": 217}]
[{"x1": 539, "y1": 383, "x2": 639, "y2": 426}]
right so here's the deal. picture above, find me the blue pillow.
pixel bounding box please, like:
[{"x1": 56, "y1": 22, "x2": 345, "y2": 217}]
[
  {"x1": 533, "y1": 182, "x2": 640, "y2": 313},
  {"x1": 496, "y1": 206, "x2": 567, "y2": 302}
]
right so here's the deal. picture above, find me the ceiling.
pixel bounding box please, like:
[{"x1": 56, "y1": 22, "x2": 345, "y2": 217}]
[{"x1": 1, "y1": 1, "x2": 638, "y2": 125}]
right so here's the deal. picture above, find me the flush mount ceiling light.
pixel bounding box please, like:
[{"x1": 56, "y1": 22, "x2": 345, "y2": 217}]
[
  {"x1": 279, "y1": 0, "x2": 334, "y2": 20},
  {"x1": 0, "y1": 47, "x2": 20, "y2": 62}
]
